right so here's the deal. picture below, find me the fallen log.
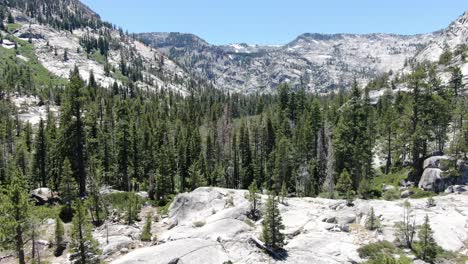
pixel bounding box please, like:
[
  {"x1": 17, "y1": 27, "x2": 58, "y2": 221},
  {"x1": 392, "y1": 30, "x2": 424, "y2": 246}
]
[{"x1": 250, "y1": 236, "x2": 287, "y2": 260}]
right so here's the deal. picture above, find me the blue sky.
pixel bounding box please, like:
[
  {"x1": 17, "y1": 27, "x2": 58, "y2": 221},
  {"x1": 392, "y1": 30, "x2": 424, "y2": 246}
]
[{"x1": 81, "y1": 0, "x2": 467, "y2": 45}]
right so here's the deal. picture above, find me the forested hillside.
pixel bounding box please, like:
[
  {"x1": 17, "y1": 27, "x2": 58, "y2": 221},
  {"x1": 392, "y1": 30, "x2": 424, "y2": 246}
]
[{"x1": 0, "y1": 1, "x2": 467, "y2": 264}]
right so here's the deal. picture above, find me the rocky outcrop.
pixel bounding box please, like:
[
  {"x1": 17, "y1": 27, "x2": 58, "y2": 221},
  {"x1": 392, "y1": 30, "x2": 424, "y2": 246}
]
[
  {"x1": 418, "y1": 168, "x2": 444, "y2": 192},
  {"x1": 111, "y1": 187, "x2": 468, "y2": 264},
  {"x1": 94, "y1": 224, "x2": 141, "y2": 258},
  {"x1": 419, "y1": 156, "x2": 468, "y2": 192},
  {"x1": 30, "y1": 187, "x2": 60, "y2": 205},
  {"x1": 139, "y1": 31, "x2": 437, "y2": 93}
]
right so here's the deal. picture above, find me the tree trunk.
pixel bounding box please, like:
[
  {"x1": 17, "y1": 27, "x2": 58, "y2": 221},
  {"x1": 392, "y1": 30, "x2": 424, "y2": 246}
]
[{"x1": 16, "y1": 225, "x2": 25, "y2": 264}]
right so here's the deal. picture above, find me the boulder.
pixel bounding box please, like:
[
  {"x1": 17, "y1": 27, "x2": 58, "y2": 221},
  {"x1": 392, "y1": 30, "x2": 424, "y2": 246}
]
[
  {"x1": 445, "y1": 185, "x2": 467, "y2": 194},
  {"x1": 339, "y1": 224, "x2": 350, "y2": 233},
  {"x1": 399, "y1": 180, "x2": 415, "y2": 188},
  {"x1": 136, "y1": 191, "x2": 149, "y2": 199},
  {"x1": 457, "y1": 160, "x2": 468, "y2": 183},
  {"x1": 94, "y1": 224, "x2": 140, "y2": 257},
  {"x1": 400, "y1": 189, "x2": 414, "y2": 198},
  {"x1": 423, "y1": 156, "x2": 451, "y2": 170},
  {"x1": 30, "y1": 188, "x2": 60, "y2": 205},
  {"x1": 336, "y1": 214, "x2": 356, "y2": 225},
  {"x1": 100, "y1": 186, "x2": 124, "y2": 196},
  {"x1": 418, "y1": 168, "x2": 444, "y2": 192},
  {"x1": 322, "y1": 216, "x2": 336, "y2": 223}
]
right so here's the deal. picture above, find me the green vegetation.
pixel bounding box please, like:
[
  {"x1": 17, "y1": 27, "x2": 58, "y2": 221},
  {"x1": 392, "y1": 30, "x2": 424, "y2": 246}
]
[
  {"x1": 365, "y1": 207, "x2": 381, "y2": 231},
  {"x1": 0, "y1": 170, "x2": 31, "y2": 264},
  {"x1": 103, "y1": 192, "x2": 143, "y2": 224},
  {"x1": 54, "y1": 217, "x2": 65, "y2": 256},
  {"x1": 140, "y1": 213, "x2": 153, "y2": 242},
  {"x1": 409, "y1": 188, "x2": 435, "y2": 199},
  {"x1": 0, "y1": 36, "x2": 66, "y2": 98},
  {"x1": 336, "y1": 169, "x2": 355, "y2": 204},
  {"x1": 262, "y1": 193, "x2": 285, "y2": 251},
  {"x1": 248, "y1": 179, "x2": 261, "y2": 220},
  {"x1": 439, "y1": 49, "x2": 453, "y2": 65},
  {"x1": 69, "y1": 200, "x2": 101, "y2": 264},
  {"x1": 371, "y1": 169, "x2": 410, "y2": 191},
  {"x1": 0, "y1": 3, "x2": 467, "y2": 263},
  {"x1": 394, "y1": 201, "x2": 416, "y2": 249},
  {"x1": 6, "y1": 23, "x2": 21, "y2": 32},
  {"x1": 382, "y1": 188, "x2": 401, "y2": 201},
  {"x1": 358, "y1": 240, "x2": 400, "y2": 259},
  {"x1": 413, "y1": 215, "x2": 438, "y2": 262}
]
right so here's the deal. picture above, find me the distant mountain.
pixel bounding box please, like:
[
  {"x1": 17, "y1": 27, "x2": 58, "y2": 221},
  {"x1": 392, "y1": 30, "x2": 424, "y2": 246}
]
[
  {"x1": 2, "y1": 0, "x2": 466, "y2": 95},
  {"x1": 137, "y1": 32, "x2": 436, "y2": 93},
  {"x1": 138, "y1": 13, "x2": 467, "y2": 93}
]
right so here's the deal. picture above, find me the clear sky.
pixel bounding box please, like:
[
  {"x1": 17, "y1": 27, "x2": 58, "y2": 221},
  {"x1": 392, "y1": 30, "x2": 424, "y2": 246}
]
[{"x1": 81, "y1": 0, "x2": 467, "y2": 45}]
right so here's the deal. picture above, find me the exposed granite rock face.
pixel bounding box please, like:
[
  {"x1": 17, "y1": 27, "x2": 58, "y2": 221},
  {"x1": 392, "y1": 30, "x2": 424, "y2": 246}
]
[
  {"x1": 419, "y1": 156, "x2": 468, "y2": 192},
  {"x1": 112, "y1": 187, "x2": 468, "y2": 264}
]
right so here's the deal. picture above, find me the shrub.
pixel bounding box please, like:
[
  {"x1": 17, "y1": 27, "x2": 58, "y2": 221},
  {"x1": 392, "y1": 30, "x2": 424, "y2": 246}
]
[
  {"x1": 192, "y1": 220, "x2": 206, "y2": 228},
  {"x1": 426, "y1": 197, "x2": 436, "y2": 208},
  {"x1": 358, "y1": 178, "x2": 381, "y2": 199},
  {"x1": 410, "y1": 188, "x2": 435, "y2": 199},
  {"x1": 32, "y1": 205, "x2": 60, "y2": 221},
  {"x1": 358, "y1": 241, "x2": 398, "y2": 259},
  {"x1": 439, "y1": 50, "x2": 453, "y2": 65},
  {"x1": 363, "y1": 254, "x2": 411, "y2": 264},
  {"x1": 103, "y1": 192, "x2": 143, "y2": 223},
  {"x1": 157, "y1": 194, "x2": 175, "y2": 216},
  {"x1": 371, "y1": 169, "x2": 410, "y2": 189},
  {"x1": 383, "y1": 188, "x2": 400, "y2": 201}
]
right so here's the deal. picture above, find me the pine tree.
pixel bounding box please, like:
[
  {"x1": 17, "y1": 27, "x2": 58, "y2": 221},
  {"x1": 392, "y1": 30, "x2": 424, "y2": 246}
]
[
  {"x1": 64, "y1": 48, "x2": 69, "y2": 61},
  {"x1": 140, "y1": 213, "x2": 153, "y2": 242},
  {"x1": 69, "y1": 200, "x2": 101, "y2": 264},
  {"x1": 54, "y1": 217, "x2": 66, "y2": 256},
  {"x1": 32, "y1": 119, "x2": 47, "y2": 187},
  {"x1": 248, "y1": 179, "x2": 260, "y2": 220},
  {"x1": 59, "y1": 158, "x2": 77, "y2": 223},
  {"x1": 0, "y1": 169, "x2": 30, "y2": 264},
  {"x1": 280, "y1": 181, "x2": 287, "y2": 204},
  {"x1": 365, "y1": 207, "x2": 380, "y2": 231},
  {"x1": 239, "y1": 121, "x2": 253, "y2": 188},
  {"x1": 7, "y1": 12, "x2": 14, "y2": 24},
  {"x1": 379, "y1": 92, "x2": 397, "y2": 174},
  {"x1": 336, "y1": 169, "x2": 354, "y2": 203},
  {"x1": 414, "y1": 215, "x2": 438, "y2": 262},
  {"x1": 449, "y1": 66, "x2": 462, "y2": 97},
  {"x1": 61, "y1": 66, "x2": 87, "y2": 197},
  {"x1": 273, "y1": 137, "x2": 292, "y2": 193},
  {"x1": 262, "y1": 192, "x2": 285, "y2": 251},
  {"x1": 126, "y1": 193, "x2": 140, "y2": 224},
  {"x1": 116, "y1": 104, "x2": 130, "y2": 191},
  {"x1": 88, "y1": 156, "x2": 104, "y2": 226},
  {"x1": 394, "y1": 201, "x2": 416, "y2": 249}
]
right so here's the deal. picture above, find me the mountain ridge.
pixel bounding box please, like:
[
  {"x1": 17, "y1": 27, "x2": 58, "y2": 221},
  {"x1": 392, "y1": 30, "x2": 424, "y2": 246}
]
[{"x1": 138, "y1": 12, "x2": 466, "y2": 93}]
